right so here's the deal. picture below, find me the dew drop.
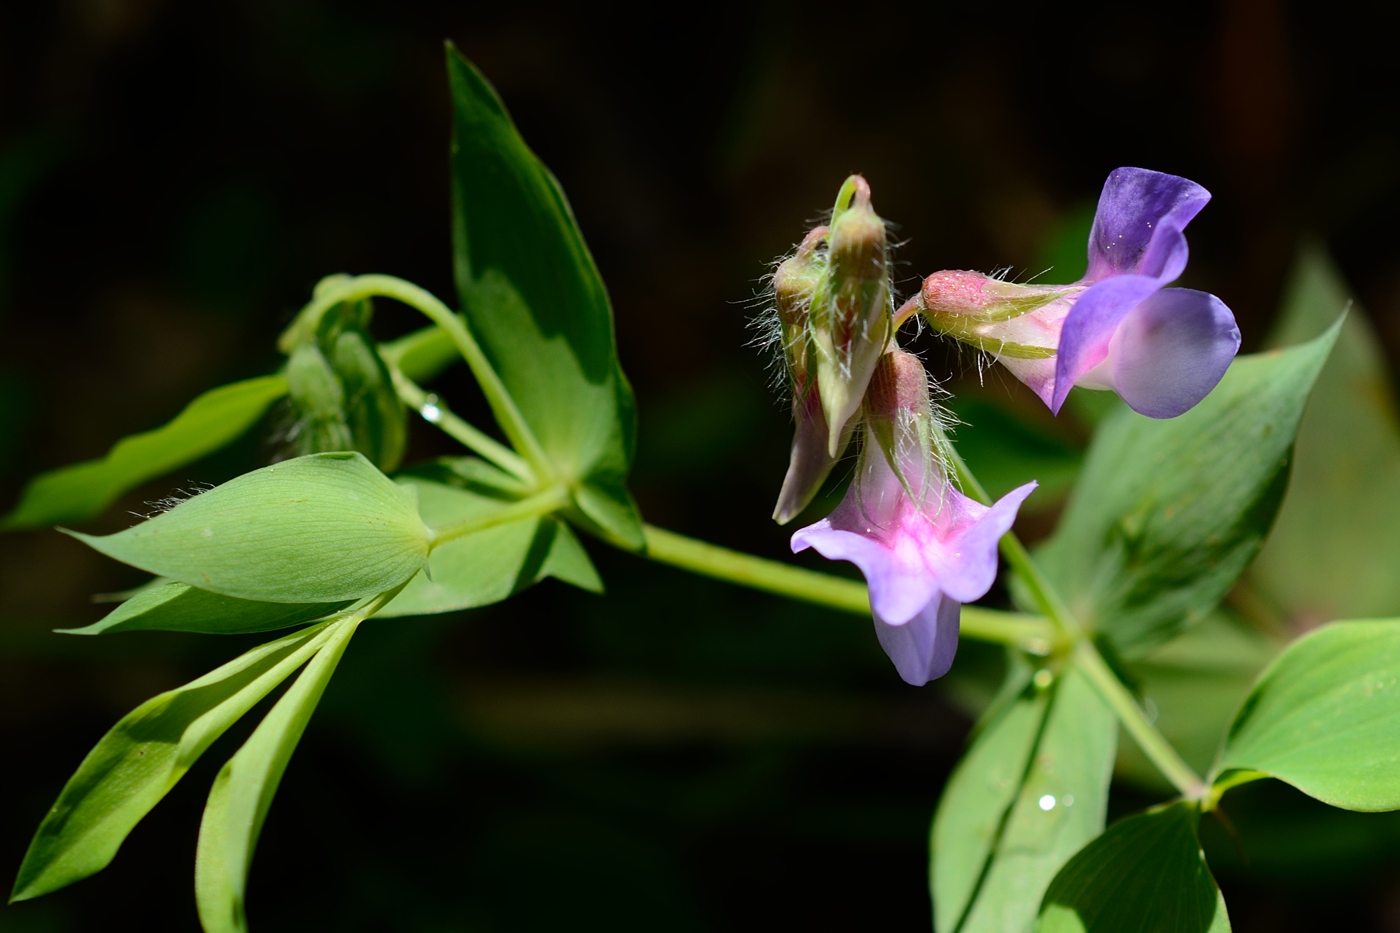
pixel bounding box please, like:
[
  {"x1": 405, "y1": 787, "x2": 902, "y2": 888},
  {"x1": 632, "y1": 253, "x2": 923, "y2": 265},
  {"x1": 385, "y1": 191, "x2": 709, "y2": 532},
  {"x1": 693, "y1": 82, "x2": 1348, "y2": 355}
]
[
  {"x1": 420, "y1": 394, "x2": 443, "y2": 424},
  {"x1": 1038, "y1": 794, "x2": 1056, "y2": 811},
  {"x1": 1033, "y1": 668, "x2": 1054, "y2": 689}
]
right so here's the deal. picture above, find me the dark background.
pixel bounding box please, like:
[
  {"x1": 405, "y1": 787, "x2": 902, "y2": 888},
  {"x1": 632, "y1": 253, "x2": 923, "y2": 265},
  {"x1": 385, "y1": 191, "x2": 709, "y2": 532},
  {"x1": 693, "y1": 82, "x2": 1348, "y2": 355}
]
[{"x1": 1, "y1": 1, "x2": 1399, "y2": 930}]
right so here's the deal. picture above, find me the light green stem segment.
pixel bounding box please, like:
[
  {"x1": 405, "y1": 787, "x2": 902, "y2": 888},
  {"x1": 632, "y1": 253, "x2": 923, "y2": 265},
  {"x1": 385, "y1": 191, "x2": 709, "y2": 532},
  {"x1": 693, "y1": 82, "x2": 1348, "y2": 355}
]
[
  {"x1": 389, "y1": 365, "x2": 533, "y2": 484},
  {"x1": 946, "y1": 441, "x2": 1208, "y2": 799},
  {"x1": 428, "y1": 486, "x2": 573, "y2": 550},
  {"x1": 280, "y1": 273, "x2": 552, "y2": 484},
  {"x1": 641, "y1": 524, "x2": 1056, "y2": 650}
]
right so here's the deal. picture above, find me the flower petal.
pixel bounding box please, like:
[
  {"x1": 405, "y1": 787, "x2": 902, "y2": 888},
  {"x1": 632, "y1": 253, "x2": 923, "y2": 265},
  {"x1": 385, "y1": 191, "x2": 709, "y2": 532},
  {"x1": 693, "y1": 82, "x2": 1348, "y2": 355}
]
[
  {"x1": 1085, "y1": 168, "x2": 1210, "y2": 284},
  {"x1": 874, "y1": 594, "x2": 961, "y2": 686},
  {"x1": 924, "y1": 482, "x2": 1038, "y2": 603},
  {"x1": 773, "y1": 392, "x2": 856, "y2": 525},
  {"x1": 791, "y1": 520, "x2": 939, "y2": 624},
  {"x1": 1104, "y1": 287, "x2": 1241, "y2": 418},
  {"x1": 1051, "y1": 274, "x2": 1162, "y2": 413}
]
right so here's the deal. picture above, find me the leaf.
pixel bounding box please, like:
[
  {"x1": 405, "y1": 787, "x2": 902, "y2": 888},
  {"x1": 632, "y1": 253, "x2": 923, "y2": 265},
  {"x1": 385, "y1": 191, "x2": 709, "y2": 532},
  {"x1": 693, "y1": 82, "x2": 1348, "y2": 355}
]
[
  {"x1": 2, "y1": 375, "x2": 288, "y2": 530},
  {"x1": 1035, "y1": 325, "x2": 1341, "y2": 657},
  {"x1": 8, "y1": 622, "x2": 337, "y2": 902},
  {"x1": 1216, "y1": 619, "x2": 1400, "y2": 811},
  {"x1": 1036, "y1": 802, "x2": 1230, "y2": 933},
  {"x1": 446, "y1": 45, "x2": 643, "y2": 548},
  {"x1": 69, "y1": 452, "x2": 429, "y2": 604},
  {"x1": 195, "y1": 618, "x2": 359, "y2": 933},
  {"x1": 932, "y1": 666, "x2": 1116, "y2": 933},
  {"x1": 57, "y1": 582, "x2": 352, "y2": 636},
  {"x1": 1114, "y1": 612, "x2": 1279, "y2": 793},
  {"x1": 1249, "y1": 247, "x2": 1400, "y2": 623},
  {"x1": 379, "y1": 466, "x2": 601, "y2": 618}
]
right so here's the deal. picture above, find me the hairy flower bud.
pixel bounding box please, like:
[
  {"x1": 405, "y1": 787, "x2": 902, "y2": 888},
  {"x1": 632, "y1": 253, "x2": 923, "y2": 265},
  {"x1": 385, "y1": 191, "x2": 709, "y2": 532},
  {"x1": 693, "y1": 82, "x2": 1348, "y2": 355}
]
[
  {"x1": 863, "y1": 349, "x2": 939, "y2": 502},
  {"x1": 810, "y1": 176, "x2": 892, "y2": 454},
  {"x1": 772, "y1": 225, "x2": 828, "y2": 388}
]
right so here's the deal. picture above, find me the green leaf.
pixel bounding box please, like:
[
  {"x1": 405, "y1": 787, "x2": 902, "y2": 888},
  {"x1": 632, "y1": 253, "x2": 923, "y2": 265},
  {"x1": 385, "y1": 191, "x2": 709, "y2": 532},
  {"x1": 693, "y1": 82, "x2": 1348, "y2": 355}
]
[
  {"x1": 195, "y1": 618, "x2": 359, "y2": 933},
  {"x1": 1217, "y1": 619, "x2": 1400, "y2": 811},
  {"x1": 2, "y1": 375, "x2": 288, "y2": 530},
  {"x1": 446, "y1": 45, "x2": 643, "y2": 548},
  {"x1": 1035, "y1": 325, "x2": 1341, "y2": 657},
  {"x1": 1114, "y1": 612, "x2": 1280, "y2": 793},
  {"x1": 1250, "y1": 247, "x2": 1400, "y2": 622},
  {"x1": 9, "y1": 622, "x2": 337, "y2": 902},
  {"x1": 56, "y1": 582, "x2": 352, "y2": 636},
  {"x1": 379, "y1": 465, "x2": 601, "y2": 618},
  {"x1": 932, "y1": 666, "x2": 1116, "y2": 933},
  {"x1": 69, "y1": 452, "x2": 429, "y2": 604},
  {"x1": 1036, "y1": 802, "x2": 1230, "y2": 933}
]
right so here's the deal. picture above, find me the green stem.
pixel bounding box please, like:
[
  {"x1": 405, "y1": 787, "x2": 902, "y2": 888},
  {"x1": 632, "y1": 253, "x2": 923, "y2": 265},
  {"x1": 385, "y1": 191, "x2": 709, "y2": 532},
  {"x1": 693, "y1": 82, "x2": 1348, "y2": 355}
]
[
  {"x1": 945, "y1": 438, "x2": 1206, "y2": 799},
  {"x1": 1075, "y1": 640, "x2": 1207, "y2": 800},
  {"x1": 641, "y1": 524, "x2": 1056, "y2": 650},
  {"x1": 429, "y1": 486, "x2": 571, "y2": 550},
  {"x1": 281, "y1": 274, "x2": 553, "y2": 482},
  {"x1": 389, "y1": 365, "x2": 533, "y2": 484}
]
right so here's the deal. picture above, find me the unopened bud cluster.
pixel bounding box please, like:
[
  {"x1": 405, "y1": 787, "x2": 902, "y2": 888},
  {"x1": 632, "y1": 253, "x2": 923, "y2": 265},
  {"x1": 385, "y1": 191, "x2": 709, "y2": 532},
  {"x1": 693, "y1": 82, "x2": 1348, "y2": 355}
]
[{"x1": 769, "y1": 176, "x2": 898, "y2": 524}]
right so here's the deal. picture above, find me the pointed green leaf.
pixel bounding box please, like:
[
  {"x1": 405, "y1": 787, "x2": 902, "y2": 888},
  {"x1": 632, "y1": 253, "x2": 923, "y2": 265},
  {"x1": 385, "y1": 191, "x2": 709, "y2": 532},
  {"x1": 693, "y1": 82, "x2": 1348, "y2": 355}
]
[
  {"x1": 933, "y1": 667, "x2": 1116, "y2": 933},
  {"x1": 1250, "y1": 248, "x2": 1400, "y2": 622},
  {"x1": 446, "y1": 45, "x2": 642, "y2": 548},
  {"x1": 57, "y1": 582, "x2": 352, "y2": 636},
  {"x1": 3, "y1": 375, "x2": 288, "y2": 530},
  {"x1": 1036, "y1": 802, "x2": 1230, "y2": 933},
  {"x1": 1217, "y1": 619, "x2": 1400, "y2": 811},
  {"x1": 9, "y1": 623, "x2": 337, "y2": 902},
  {"x1": 195, "y1": 618, "x2": 359, "y2": 933},
  {"x1": 69, "y1": 452, "x2": 429, "y2": 604},
  {"x1": 1035, "y1": 325, "x2": 1341, "y2": 657},
  {"x1": 380, "y1": 466, "x2": 601, "y2": 618}
]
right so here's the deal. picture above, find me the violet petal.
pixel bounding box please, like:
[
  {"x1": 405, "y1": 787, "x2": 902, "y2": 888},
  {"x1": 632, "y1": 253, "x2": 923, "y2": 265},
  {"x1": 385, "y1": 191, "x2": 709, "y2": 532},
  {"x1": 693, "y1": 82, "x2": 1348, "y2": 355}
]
[
  {"x1": 874, "y1": 595, "x2": 961, "y2": 686},
  {"x1": 1051, "y1": 274, "x2": 1162, "y2": 413},
  {"x1": 1106, "y1": 287, "x2": 1242, "y2": 418},
  {"x1": 925, "y1": 482, "x2": 1039, "y2": 604},
  {"x1": 791, "y1": 520, "x2": 940, "y2": 625},
  {"x1": 1085, "y1": 168, "x2": 1210, "y2": 284}
]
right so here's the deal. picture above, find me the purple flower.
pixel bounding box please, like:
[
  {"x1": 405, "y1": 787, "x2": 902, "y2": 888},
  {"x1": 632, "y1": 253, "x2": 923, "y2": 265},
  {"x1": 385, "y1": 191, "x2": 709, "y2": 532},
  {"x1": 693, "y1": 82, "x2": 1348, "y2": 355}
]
[
  {"x1": 790, "y1": 350, "x2": 1035, "y2": 685},
  {"x1": 915, "y1": 167, "x2": 1241, "y2": 418}
]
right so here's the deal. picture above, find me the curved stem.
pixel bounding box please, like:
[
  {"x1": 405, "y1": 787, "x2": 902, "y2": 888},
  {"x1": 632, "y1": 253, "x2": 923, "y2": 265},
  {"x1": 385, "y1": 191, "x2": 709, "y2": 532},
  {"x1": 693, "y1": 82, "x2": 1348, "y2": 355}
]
[
  {"x1": 945, "y1": 437, "x2": 1206, "y2": 799},
  {"x1": 280, "y1": 274, "x2": 552, "y2": 483},
  {"x1": 428, "y1": 486, "x2": 571, "y2": 550},
  {"x1": 640, "y1": 524, "x2": 1057, "y2": 650},
  {"x1": 389, "y1": 365, "x2": 533, "y2": 484}
]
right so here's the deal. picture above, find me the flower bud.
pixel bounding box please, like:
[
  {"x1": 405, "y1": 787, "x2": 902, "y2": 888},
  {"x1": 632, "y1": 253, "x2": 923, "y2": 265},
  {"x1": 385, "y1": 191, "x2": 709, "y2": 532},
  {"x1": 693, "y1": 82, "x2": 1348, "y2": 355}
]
[
  {"x1": 863, "y1": 349, "x2": 939, "y2": 502},
  {"x1": 810, "y1": 176, "x2": 892, "y2": 455},
  {"x1": 772, "y1": 225, "x2": 828, "y2": 389},
  {"x1": 917, "y1": 271, "x2": 1075, "y2": 360}
]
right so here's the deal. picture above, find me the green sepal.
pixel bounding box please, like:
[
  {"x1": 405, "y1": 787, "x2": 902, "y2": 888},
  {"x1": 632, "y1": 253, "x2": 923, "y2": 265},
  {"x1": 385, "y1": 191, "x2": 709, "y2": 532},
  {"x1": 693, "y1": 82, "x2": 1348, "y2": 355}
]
[{"x1": 2, "y1": 375, "x2": 288, "y2": 530}]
